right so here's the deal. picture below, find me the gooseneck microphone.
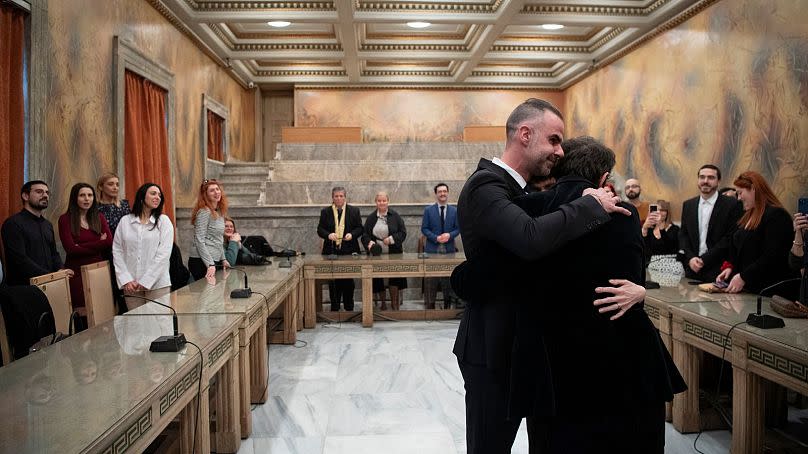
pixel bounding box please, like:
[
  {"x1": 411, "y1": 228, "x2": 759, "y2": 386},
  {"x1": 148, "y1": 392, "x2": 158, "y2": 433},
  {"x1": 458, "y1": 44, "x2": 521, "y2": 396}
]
[
  {"x1": 124, "y1": 294, "x2": 187, "y2": 352},
  {"x1": 746, "y1": 277, "x2": 802, "y2": 329},
  {"x1": 214, "y1": 264, "x2": 252, "y2": 298}
]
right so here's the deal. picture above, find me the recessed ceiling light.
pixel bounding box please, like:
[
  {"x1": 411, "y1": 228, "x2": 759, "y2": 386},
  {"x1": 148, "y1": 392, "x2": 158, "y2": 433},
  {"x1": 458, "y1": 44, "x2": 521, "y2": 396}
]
[
  {"x1": 406, "y1": 21, "x2": 431, "y2": 29},
  {"x1": 541, "y1": 24, "x2": 564, "y2": 30},
  {"x1": 267, "y1": 21, "x2": 291, "y2": 28}
]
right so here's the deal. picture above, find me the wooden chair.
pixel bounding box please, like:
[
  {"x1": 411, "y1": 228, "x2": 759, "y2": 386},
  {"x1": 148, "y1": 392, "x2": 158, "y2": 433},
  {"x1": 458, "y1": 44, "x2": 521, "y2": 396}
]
[
  {"x1": 81, "y1": 261, "x2": 116, "y2": 327},
  {"x1": 30, "y1": 269, "x2": 73, "y2": 335},
  {"x1": 0, "y1": 307, "x2": 12, "y2": 366}
]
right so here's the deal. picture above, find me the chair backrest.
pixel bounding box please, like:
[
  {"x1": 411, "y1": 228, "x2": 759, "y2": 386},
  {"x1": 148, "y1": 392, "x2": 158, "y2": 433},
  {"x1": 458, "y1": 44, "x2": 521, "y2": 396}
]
[
  {"x1": 0, "y1": 307, "x2": 11, "y2": 366},
  {"x1": 30, "y1": 269, "x2": 73, "y2": 334},
  {"x1": 81, "y1": 261, "x2": 115, "y2": 327}
]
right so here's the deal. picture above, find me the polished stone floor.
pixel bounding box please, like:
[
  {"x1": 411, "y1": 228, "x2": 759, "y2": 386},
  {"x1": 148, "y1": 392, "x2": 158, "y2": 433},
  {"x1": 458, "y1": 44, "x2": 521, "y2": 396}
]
[{"x1": 237, "y1": 320, "x2": 732, "y2": 454}]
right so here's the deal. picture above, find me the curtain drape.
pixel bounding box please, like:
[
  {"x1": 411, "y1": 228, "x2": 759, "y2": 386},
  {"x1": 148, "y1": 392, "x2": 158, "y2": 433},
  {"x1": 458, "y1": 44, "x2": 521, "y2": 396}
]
[
  {"x1": 207, "y1": 110, "x2": 224, "y2": 162},
  {"x1": 124, "y1": 70, "x2": 174, "y2": 224},
  {"x1": 0, "y1": 5, "x2": 26, "y2": 227}
]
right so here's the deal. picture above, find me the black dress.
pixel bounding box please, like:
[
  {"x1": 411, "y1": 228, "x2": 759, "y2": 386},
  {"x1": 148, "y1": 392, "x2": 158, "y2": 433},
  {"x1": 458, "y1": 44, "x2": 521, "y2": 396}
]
[{"x1": 362, "y1": 209, "x2": 408, "y2": 292}]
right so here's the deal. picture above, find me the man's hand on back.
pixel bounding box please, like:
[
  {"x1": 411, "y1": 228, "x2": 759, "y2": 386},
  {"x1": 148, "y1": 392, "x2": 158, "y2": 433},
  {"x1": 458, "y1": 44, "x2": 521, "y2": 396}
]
[{"x1": 583, "y1": 187, "x2": 631, "y2": 216}]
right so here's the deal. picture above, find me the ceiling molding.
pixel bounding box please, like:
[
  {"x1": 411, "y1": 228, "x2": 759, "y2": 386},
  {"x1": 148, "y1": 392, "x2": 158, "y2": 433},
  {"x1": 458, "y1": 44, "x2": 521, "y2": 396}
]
[{"x1": 156, "y1": 0, "x2": 708, "y2": 88}]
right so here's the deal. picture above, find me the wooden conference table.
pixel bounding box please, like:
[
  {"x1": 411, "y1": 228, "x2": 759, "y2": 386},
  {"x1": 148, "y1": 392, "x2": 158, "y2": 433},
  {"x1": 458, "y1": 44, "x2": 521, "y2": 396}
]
[
  {"x1": 126, "y1": 262, "x2": 303, "y2": 440},
  {"x1": 302, "y1": 252, "x2": 466, "y2": 328},
  {"x1": 0, "y1": 261, "x2": 304, "y2": 454},
  {"x1": 0, "y1": 313, "x2": 240, "y2": 454},
  {"x1": 645, "y1": 275, "x2": 808, "y2": 454}
]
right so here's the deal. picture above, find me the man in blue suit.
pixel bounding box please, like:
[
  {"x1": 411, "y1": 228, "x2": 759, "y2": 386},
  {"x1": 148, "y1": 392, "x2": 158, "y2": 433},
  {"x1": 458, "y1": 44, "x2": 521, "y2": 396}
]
[{"x1": 421, "y1": 182, "x2": 460, "y2": 308}]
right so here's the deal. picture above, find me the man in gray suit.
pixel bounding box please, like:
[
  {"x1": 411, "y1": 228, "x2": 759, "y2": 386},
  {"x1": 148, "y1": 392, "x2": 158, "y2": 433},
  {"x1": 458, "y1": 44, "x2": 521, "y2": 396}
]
[{"x1": 453, "y1": 98, "x2": 646, "y2": 454}]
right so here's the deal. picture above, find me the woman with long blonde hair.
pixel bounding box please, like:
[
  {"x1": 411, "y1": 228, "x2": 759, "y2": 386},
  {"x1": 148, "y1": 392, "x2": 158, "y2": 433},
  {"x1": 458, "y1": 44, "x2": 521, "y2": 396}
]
[
  {"x1": 716, "y1": 171, "x2": 798, "y2": 295},
  {"x1": 188, "y1": 179, "x2": 230, "y2": 280}
]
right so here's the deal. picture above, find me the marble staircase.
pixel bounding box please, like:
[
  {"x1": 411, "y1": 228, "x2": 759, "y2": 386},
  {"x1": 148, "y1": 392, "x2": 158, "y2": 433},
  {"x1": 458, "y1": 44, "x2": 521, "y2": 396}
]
[{"x1": 178, "y1": 141, "x2": 501, "y2": 257}]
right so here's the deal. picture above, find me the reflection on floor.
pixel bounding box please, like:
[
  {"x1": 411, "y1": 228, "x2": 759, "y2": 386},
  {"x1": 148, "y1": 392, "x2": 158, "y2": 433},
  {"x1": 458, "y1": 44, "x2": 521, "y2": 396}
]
[{"x1": 238, "y1": 320, "x2": 732, "y2": 454}]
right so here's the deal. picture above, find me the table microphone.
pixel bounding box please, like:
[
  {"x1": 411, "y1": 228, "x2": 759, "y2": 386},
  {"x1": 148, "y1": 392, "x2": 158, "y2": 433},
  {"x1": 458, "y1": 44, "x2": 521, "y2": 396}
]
[
  {"x1": 124, "y1": 294, "x2": 187, "y2": 352},
  {"x1": 746, "y1": 277, "x2": 801, "y2": 329},
  {"x1": 215, "y1": 265, "x2": 252, "y2": 298}
]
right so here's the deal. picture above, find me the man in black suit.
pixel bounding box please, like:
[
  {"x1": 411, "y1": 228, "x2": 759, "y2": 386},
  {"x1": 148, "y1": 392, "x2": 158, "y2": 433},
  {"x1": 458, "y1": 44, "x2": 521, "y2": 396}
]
[
  {"x1": 453, "y1": 98, "x2": 646, "y2": 454},
  {"x1": 678, "y1": 164, "x2": 742, "y2": 282},
  {"x1": 317, "y1": 186, "x2": 363, "y2": 311}
]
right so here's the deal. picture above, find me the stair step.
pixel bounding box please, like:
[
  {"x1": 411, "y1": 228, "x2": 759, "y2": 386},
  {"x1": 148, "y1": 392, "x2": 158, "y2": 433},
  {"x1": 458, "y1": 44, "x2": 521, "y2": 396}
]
[
  {"x1": 273, "y1": 142, "x2": 498, "y2": 161},
  {"x1": 267, "y1": 160, "x2": 477, "y2": 182},
  {"x1": 261, "y1": 180, "x2": 466, "y2": 206}
]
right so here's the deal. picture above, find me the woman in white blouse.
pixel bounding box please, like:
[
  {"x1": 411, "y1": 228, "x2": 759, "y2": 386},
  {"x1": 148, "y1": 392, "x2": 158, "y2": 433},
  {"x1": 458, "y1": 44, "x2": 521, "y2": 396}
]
[{"x1": 112, "y1": 183, "x2": 174, "y2": 310}]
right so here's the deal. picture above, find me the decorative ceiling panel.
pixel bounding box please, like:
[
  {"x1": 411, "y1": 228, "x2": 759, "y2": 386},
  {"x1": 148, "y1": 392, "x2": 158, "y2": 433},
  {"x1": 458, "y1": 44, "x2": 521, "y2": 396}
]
[{"x1": 152, "y1": 0, "x2": 718, "y2": 88}]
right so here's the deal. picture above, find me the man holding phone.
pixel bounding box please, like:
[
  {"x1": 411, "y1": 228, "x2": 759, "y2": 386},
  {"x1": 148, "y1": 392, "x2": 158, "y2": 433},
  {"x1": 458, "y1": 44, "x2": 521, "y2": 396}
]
[{"x1": 678, "y1": 164, "x2": 743, "y2": 282}]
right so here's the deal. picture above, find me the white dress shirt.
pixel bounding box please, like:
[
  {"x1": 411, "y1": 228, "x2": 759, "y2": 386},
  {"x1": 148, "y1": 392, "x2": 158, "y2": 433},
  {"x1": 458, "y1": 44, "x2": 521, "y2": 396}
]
[
  {"x1": 697, "y1": 191, "x2": 719, "y2": 256},
  {"x1": 492, "y1": 157, "x2": 528, "y2": 192},
  {"x1": 112, "y1": 214, "x2": 174, "y2": 290}
]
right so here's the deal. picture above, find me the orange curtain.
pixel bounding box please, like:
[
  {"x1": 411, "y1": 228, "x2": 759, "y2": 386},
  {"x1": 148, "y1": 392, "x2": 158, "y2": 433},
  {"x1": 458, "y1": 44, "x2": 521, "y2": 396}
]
[
  {"x1": 124, "y1": 70, "x2": 174, "y2": 223},
  {"x1": 0, "y1": 5, "x2": 26, "y2": 226},
  {"x1": 207, "y1": 110, "x2": 224, "y2": 162}
]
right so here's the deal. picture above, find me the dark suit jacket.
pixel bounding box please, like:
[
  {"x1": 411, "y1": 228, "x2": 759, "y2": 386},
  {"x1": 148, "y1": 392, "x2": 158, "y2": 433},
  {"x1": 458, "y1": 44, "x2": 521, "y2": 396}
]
[
  {"x1": 362, "y1": 209, "x2": 407, "y2": 254},
  {"x1": 729, "y1": 205, "x2": 799, "y2": 296},
  {"x1": 452, "y1": 159, "x2": 610, "y2": 418},
  {"x1": 678, "y1": 194, "x2": 742, "y2": 280},
  {"x1": 421, "y1": 203, "x2": 459, "y2": 253},
  {"x1": 317, "y1": 204, "x2": 363, "y2": 255},
  {"x1": 512, "y1": 176, "x2": 686, "y2": 420}
]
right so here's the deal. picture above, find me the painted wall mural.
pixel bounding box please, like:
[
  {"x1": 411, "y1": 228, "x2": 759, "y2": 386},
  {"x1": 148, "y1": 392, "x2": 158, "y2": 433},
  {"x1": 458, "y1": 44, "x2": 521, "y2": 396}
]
[
  {"x1": 565, "y1": 0, "x2": 808, "y2": 220},
  {"x1": 40, "y1": 0, "x2": 255, "y2": 216},
  {"x1": 295, "y1": 89, "x2": 565, "y2": 143}
]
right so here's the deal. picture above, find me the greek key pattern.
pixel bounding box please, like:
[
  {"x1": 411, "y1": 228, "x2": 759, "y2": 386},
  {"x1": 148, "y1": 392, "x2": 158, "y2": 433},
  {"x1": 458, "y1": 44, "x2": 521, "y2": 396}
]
[
  {"x1": 331, "y1": 265, "x2": 362, "y2": 273},
  {"x1": 249, "y1": 307, "x2": 265, "y2": 325},
  {"x1": 644, "y1": 305, "x2": 660, "y2": 321},
  {"x1": 208, "y1": 334, "x2": 234, "y2": 367},
  {"x1": 100, "y1": 410, "x2": 151, "y2": 454},
  {"x1": 159, "y1": 367, "x2": 199, "y2": 416},
  {"x1": 424, "y1": 264, "x2": 455, "y2": 272},
  {"x1": 683, "y1": 320, "x2": 730, "y2": 350},
  {"x1": 372, "y1": 264, "x2": 420, "y2": 273},
  {"x1": 747, "y1": 345, "x2": 808, "y2": 384}
]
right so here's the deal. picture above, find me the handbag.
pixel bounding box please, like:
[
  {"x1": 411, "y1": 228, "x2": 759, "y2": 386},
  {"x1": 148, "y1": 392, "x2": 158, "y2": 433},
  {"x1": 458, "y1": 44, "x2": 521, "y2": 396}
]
[{"x1": 769, "y1": 295, "x2": 808, "y2": 318}]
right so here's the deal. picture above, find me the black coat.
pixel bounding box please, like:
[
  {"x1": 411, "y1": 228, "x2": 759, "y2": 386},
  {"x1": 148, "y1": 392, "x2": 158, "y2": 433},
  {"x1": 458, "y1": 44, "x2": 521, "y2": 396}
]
[
  {"x1": 452, "y1": 159, "x2": 610, "y2": 418},
  {"x1": 317, "y1": 204, "x2": 363, "y2": 255},
  {"x1": 728, "y1": 205, "x2": 800, "y2": 296},
  {"x1": 361, "y1": 209, "x2": 407, "y2": 254},
  {"x1": 512, "y1": 176, "x2": 686, "y2": 420},
  {"x1": 678, "y1": 194, "x2": 742, "y2": 280}
]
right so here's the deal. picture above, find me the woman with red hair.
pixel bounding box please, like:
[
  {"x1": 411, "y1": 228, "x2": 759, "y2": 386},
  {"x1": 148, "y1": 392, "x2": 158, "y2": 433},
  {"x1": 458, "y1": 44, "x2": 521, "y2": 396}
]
[
  {"x1": 716, "y1": 171, "x2": 798, "y2": 295},
  {"x1": 188, "y1": 179, "x2": 230, "y2": 280}
]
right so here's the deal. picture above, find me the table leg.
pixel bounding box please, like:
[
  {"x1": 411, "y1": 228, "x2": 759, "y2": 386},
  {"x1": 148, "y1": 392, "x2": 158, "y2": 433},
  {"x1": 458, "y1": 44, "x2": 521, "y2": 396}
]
[
  {"x1": 180, "y1": 387, "x2": 211, "y2": 454},
  {"x1": 304, "y1": 276, "x2": 316, "y2": 328},
  {"x1": 213, "y1": 354, "x2": 241, "y2": 453},
  {"x1": 731, "y1": 364, "x2": 764, "y2": 454},
  {"x1": 284, "y1": 288, "x2": 297, "y2": 344},
  {"x1": 362, "y1": 276, "x2": 373, "y2": 327},
  {"x1": 251, "y1": 324, "x2": 269, "y2": 404},
  {"x1": 672, "y1": 339, "x2": 701, "y2": 433},
  {"x1": 239, "y1": 343, "x2": 252, "y2": 438}
]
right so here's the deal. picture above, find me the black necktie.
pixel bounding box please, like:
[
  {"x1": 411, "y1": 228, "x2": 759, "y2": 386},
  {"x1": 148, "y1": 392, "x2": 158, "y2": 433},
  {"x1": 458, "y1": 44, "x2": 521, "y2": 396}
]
[
  {"x1": 337, "y1": 208, "x2": 343, "y2": 222},
  {"x1": 440, "y1": 206, "x2": 445, "y2": 233}
]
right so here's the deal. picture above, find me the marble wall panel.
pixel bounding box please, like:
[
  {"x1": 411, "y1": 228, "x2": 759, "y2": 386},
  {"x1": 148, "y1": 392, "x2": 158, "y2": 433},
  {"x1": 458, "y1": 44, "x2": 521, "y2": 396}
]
[
  {"x1": 38, "y1": 0, "x2": 255, "y2": 219},
  {"x1": 565, "y1": 0, "x2": 808, "y2": 220},
  {"x1": 294, "y1": 90, "x2": 564, "y2": 143}
]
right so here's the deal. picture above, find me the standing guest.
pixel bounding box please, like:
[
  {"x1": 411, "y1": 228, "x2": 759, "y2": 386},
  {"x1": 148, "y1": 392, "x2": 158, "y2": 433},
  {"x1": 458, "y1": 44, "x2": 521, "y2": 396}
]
[
  {"x1": 624, "y1": 178, "x2": 650, "y2": 224},
  {"x1": 642, "y1": 200, "x2": 680, "y2": 257},
  {"x1": 317, "y1": 186, "x2": 363, "y2": 311},
  {"x1": 189, "y1": 179, "x2": 230, "y2": 281},
  {"x1": 362, "y1": 191, "x2": 407, "y2": 310},
  {"x1": 96, "y1": 173, "x2": 130, "y2": 235},
  {"x1": 421, "y1": 183, "x2": 461, "y2": 309},
  {"x1": 716, "y1": 171, "x2": 799, "y2": 296},
  {"x1": 58, "y1": 183, "x2": 113, "y2": 312},
  {"x1": 679, "y1": 165, "x2": 743, "y2": 282},
  {"x1": 112, "y1": 183, "x2": 174, "y2": 310},
  {"x1": 2, "y1": 180, "x2": 72, "y2": 285}
]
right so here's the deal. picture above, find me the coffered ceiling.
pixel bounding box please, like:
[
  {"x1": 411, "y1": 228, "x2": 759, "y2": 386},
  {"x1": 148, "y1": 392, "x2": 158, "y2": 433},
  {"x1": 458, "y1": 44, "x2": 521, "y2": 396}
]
[{"x1": 150, "y1": 0, "x2": 715, "y2": 89}]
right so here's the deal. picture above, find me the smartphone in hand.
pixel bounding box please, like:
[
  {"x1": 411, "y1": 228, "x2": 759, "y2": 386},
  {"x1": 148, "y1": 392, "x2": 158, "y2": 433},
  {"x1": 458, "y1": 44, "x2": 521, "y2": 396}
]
[
  {"x1": 799, "y1": 197, "x2": 808, "y2": 215},
  {"x1": 714, "y1": 280, "x2": 729, "y2": 289}
]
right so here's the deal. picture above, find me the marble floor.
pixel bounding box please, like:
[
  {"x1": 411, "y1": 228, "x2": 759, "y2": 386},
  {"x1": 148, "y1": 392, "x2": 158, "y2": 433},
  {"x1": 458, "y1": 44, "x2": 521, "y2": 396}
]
[{"x1": 237, "y1": 319, "x2": 732, "y2": 454}]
